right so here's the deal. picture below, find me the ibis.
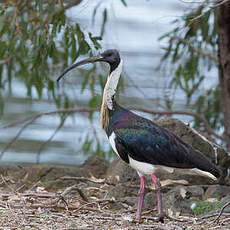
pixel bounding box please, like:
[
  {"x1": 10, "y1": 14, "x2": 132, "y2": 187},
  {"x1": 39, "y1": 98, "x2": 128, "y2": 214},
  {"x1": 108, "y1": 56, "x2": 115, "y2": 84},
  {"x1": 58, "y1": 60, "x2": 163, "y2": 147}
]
[{"x1": 57, "y1": 49, "x2": 221, "y2": 222}]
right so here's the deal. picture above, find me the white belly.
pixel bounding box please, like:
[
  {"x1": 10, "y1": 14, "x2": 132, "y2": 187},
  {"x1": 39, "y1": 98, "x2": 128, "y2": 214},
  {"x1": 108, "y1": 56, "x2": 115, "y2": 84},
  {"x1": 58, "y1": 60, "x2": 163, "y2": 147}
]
[
  {"x1": 128, "y1": 156, "x2": 217, "y2": 180},
  {"x1": 128, "y1": 156, "x2": 174, "y2": 176}
]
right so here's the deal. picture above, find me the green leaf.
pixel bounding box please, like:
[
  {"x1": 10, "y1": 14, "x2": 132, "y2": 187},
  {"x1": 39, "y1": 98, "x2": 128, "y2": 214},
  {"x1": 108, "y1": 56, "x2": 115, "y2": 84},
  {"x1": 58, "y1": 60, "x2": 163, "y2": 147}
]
[
  {"x1": 100, "y1": 9, "x2": 107, "y2": 37},
  {"x1": 120, "y1": 0, "x2": 127, "y2": 7}
]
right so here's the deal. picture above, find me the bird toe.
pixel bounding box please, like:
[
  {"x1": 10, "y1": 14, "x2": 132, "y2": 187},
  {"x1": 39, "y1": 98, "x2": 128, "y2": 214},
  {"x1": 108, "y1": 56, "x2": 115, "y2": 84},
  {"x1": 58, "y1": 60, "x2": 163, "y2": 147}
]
[{"x1": 157, "y1": 212, "x2": 166, "y2": 223}]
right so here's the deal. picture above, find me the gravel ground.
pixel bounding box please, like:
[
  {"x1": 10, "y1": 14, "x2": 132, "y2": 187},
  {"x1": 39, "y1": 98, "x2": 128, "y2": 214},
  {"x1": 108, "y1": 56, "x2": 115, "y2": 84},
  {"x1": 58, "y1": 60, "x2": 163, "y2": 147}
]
[{"x1": 0, "y1": 175, "x2": 230, "y2": 230}]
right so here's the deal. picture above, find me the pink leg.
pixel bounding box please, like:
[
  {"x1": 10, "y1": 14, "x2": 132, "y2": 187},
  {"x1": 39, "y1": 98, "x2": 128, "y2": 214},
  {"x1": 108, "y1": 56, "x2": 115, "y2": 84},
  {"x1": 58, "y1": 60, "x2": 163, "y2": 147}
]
[
  {"x1": 135, "y1": 176, "x2": 146, "y2": 221},
  {"x1": 151, "y1": 173, "x2": 165, "y2": 222}
]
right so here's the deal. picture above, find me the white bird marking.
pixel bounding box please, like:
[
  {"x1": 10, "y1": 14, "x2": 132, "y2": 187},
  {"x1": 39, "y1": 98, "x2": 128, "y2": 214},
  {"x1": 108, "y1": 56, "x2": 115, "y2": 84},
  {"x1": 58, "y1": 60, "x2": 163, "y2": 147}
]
[
  {"x1": 109, "y1": 132, "x2": 119, "y2": 157},
  {"x1": 104, "y1": 60, "x2": 123, "y2": 110},
  {"x1": 128, "y1": 156, "x2": 217, "y2": 180}
]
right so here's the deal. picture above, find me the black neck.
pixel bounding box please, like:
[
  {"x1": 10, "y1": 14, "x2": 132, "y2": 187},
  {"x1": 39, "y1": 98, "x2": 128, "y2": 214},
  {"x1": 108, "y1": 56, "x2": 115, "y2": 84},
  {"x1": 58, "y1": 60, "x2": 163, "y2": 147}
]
[{"x1": 109, "y1": 60, "x2": 120, "y2": 73}]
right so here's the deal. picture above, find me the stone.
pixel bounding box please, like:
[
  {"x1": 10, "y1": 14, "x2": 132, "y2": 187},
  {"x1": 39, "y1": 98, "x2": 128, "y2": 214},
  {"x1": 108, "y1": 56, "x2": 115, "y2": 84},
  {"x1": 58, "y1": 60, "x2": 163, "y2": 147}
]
[
  {"x1": 143, "y1": 192, "x2": 157, "y2": 209},
  {"x1": 204, "y1": 185, "x2": 230, "y2": 200},
  {"x1": 183, "y1": 185, "x2": 204, "y2": 199},
  {"x1": 163, "y1": 185, "x2": 196, "y2": 215},
  {"x1": 120, "y1": 196, "x2": 138, "y2": 207},
  {"x1": 106, "y1": 158, "x2": 139, "y2": 184},
  {"x1": 0, "y1": 156, "x2": 109, "y2": 189},
  {"x1": 107, "y1": 184, "x2": 137, "y2": 199},
  {"x1": 82, "y1": 155, "x2": 109, "y2": 178},
  {"x1": 219, "y1": 195, "x2": 230, "y2": 213}
]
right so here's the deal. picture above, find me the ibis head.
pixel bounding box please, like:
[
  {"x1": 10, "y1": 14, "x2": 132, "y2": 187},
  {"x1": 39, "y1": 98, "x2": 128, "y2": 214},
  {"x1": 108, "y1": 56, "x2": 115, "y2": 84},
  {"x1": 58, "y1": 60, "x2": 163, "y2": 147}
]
[{"x1": 57, "y1": 49, "x2": 121, "y2": 81}]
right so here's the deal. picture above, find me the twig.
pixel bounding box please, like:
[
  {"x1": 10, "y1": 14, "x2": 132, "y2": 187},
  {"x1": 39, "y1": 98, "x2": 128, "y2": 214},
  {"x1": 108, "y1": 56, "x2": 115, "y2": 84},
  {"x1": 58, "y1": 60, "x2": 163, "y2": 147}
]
[
  {"x1": 60, "y1": 185, "x2": 88, "y2": 202},
  {"x1": 188, "y1": 0, "x2": 230, "y2": 26},
  {"x1": 214, "y1": 201, "x2": 230, "y2": 223},
  {"x1": 1, "y1": 108, "x2": 95, "y2": 129},
  {"x1": 166, "y1": 214, "x2": 194, "y2": 223},
  {"x1": 0, "y1": 106, "x2": 223, "y2": 159},
  {"x1": 14, "y1": 0, "x2": 21, "y2": 34},
  {"x1": 143, "y1": 214, "x2": 194, "y2": 223},
  {"x1": 36, "y1": 116, "x2": 67, "y2": 163},
  {"x1": 200, "y1": 212, "x2": 230, "y2": 220},
  {"x1": 0, "y1": 115, "x2": 38, "y2": 158},
  {"x1": 140, "y1": 225, "x2": 183, "y2": 230},
  {"x1": 80, "y1": 215, "x2": 121, "y2": 221},
  {"x1": 1, "y1": 175, "x2": 17, "y2": 194},
  {"x1": 0, "y1": 56, "x2": 12, "y2": 66}
]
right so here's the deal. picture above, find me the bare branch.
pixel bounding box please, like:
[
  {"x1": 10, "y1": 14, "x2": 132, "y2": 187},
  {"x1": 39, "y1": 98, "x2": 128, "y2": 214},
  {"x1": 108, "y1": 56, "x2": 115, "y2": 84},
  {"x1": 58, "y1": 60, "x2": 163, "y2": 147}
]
[
  {"x1": 0, "y1": 56, "x2": 12, "y2": 66},
  {"x1": 0, "y1": 115, "x2": 38, "y2": 159},
  {"x1": 214, "y1": 201, "x2": 230, "y2": 223},
  {"x1": 188, "y1": 0, "x2": 230, "y2": 25},
  {"x1": 2, "y1": 108, "x2": 95, "y2": 129},
  {"x1": 36, "y1": 116, "x2": 67, "y2": 163}
]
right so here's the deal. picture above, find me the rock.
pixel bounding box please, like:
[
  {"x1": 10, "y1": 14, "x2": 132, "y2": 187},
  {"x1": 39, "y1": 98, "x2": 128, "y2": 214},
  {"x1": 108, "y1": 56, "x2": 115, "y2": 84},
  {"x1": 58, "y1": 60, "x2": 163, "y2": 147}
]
[
  {"x1": 163, "y1": 185, "x2": 204, "y2": 215},
  {"x1": 82, "y1": 155, "x2": 109, "y2": 178},
  {"x1": 163, "y1": 185, "x2": 195, "y2": 215},
  {"x1": 120, "y1": 196, "x2": 138, "y2": 207},
  {"x1": 184, "y1": 185, "x2": 204, "y2": 199},
  {"x1": 219, "y1": 195, "x2": 230, "y2": 213},
  {"x1": 106, "y1": 158, "x2": 139, "y2": 184},
  {"x1": 107, "y1": 184, "x2": 137, "y2": 199},
  {"x1": 0, "y1": 156, "x2": 109, "y2": 189},
  {"x1": 204, "y1": 185, "x2": 230, "y2": 200},
  {"x1": 143, "y1": 192, "x2": 157, "y2": 209}
]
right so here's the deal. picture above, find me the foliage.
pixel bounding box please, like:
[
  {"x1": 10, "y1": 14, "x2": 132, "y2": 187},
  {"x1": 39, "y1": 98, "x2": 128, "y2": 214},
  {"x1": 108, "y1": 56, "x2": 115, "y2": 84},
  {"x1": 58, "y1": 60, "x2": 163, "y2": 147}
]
[
  {"x1": 0, "y1": 0, "x2": 128, "y2": 160},
  {"x1": 191, "y1": 200, "x2": 222, "y2": 216},
  {"x1": 159, "y1": 1, "x2": 223, "y2": 139},
  {"x1": 0, "y1": 0, "x2": 102, "y2": 102}
]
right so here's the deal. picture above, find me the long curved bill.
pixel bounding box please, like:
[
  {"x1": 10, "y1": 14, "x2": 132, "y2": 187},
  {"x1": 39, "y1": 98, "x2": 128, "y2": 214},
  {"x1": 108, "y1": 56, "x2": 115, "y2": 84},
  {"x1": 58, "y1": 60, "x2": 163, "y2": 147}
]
[{"x1": 57, "y1": 54, "x2": 103, "y2": 82}]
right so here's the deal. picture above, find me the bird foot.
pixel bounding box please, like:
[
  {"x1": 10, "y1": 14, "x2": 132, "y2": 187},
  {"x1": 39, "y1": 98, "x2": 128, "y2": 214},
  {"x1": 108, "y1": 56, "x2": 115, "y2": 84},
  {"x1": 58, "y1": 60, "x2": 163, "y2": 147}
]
[{"x1": 156, "y1": 212, "x2": 166, "y2": 223}]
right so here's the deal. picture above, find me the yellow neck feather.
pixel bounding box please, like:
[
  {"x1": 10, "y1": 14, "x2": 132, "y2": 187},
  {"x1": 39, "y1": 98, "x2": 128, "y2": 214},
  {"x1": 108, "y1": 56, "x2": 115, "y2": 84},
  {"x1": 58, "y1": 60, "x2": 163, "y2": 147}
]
[{"x1": 100, "y1": 91, "x2": 109, "y2": 132}]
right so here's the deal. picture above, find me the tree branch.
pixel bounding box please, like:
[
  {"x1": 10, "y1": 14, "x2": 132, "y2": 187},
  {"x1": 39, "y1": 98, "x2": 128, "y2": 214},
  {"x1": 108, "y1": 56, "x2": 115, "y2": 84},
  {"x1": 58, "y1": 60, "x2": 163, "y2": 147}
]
[
  {"x1": 0, "y1": 56, "x2": 12, "y2": 66},
  {"x1": 36, "y1": 116, "x2": 67, "y2": 163},
  {"x1": 0, "y1": 107, "x2": 224, "y2": 159},
  {"x1": 188, "y1": 0, "x2": 230, "y2": 25}
]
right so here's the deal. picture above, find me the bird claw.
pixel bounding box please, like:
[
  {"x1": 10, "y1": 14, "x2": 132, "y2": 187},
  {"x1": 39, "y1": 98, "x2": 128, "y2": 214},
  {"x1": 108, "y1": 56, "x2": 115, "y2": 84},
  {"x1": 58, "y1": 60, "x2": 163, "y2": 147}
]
[{"x1": 157, "y1": 212, "x2": 166, "y2": 223}]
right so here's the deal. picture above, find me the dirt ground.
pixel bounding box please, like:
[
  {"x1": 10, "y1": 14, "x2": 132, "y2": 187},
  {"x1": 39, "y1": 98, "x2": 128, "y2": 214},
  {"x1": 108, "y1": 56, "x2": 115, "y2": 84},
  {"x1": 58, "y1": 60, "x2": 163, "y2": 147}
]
[{"x1": 0, "y1": 174, "x2": 230, "y2": 230}]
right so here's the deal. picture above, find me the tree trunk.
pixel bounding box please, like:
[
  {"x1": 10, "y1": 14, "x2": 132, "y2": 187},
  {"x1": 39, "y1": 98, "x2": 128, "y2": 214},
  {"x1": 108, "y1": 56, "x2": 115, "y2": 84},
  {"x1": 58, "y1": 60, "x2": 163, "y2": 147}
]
[{"x1": 217, "y1": 2, "x2": 230, "y2": 151}]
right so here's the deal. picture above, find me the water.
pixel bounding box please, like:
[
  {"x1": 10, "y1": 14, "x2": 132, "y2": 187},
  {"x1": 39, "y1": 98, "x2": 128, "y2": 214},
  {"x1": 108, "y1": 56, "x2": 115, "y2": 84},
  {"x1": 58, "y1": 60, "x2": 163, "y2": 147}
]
[{"x1": 0, "y1": 0, "x2": 218, "y2": 165}]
